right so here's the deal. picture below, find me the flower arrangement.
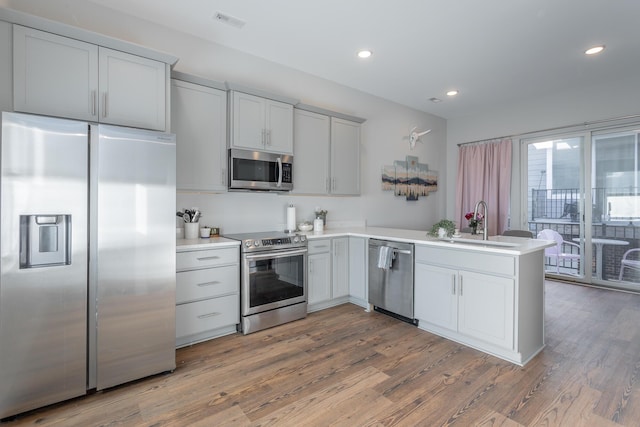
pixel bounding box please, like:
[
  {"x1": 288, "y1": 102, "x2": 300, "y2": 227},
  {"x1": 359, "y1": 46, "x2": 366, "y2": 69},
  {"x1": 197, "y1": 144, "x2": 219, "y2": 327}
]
[{"x1": 465, "y1": 211, "x2": 483, "y2": 232}]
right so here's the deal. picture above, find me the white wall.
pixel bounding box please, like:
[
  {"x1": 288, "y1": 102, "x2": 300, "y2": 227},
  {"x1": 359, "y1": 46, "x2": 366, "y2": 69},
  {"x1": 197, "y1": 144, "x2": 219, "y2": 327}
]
[
  {"x1": 446, "y1": 73, "x2": 640, "y2": 230},
  {"x1": 3, "y1": 0, "x2": 447, "y2": 234}
]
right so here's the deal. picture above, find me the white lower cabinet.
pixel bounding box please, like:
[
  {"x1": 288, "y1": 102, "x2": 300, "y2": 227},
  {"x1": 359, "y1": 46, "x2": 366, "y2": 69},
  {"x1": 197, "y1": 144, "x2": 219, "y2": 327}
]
[
  {"x1": 414, "y1": 244, "x2": 540, "y2": 365},
  {"x1": 175, "y1": 246, "x2": 239, "y2": 347},
  {"x1": 348, "y1": 236, "x2": 367, "y2": 306},
  {"x1": 414, "y1": 263, "x2": 458, "y2": 332},
  {"x1": 307, "y1": 238, "x2": 351, "y2": 312},
  {"x1": 332, "y1": 238, "x2": 350, "y2": 299},
  {"x1": 308, "y1": 239, "x2": 332, "y2": 307},
  {"x1": 415, "y1": 264, "x2": 514, "y2": 349}
]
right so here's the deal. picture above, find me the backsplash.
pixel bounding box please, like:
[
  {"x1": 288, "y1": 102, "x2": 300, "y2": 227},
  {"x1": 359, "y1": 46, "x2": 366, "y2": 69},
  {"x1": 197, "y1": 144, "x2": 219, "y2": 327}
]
[{"x1": 176, "y1": 191, "x2": 363, "y2": 234}]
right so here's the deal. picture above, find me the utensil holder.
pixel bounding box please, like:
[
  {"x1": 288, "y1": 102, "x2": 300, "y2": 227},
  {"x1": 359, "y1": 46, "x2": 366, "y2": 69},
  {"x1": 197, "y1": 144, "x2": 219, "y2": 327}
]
[{"x1": 184, "y1": 222, "x2": 199, "y2": 239}]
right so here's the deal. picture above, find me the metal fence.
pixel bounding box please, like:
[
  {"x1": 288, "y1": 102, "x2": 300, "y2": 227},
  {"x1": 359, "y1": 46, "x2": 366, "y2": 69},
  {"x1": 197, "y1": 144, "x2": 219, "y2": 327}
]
[{"x1": 531, "y1": 187, "x2": 639, "y2": 221}]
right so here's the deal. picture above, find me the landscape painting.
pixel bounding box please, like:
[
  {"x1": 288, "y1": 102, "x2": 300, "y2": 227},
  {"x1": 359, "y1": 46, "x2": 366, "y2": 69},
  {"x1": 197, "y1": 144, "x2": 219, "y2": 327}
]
[{"x1": 381, "y1": 155, "x2": 439, "y2": 200}]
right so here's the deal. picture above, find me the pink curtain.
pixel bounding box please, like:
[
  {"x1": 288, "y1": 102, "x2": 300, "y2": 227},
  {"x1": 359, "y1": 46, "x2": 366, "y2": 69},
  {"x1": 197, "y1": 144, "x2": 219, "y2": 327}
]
[{"x1": 455, "y1": 139, "x2": 512, "y2": 235}]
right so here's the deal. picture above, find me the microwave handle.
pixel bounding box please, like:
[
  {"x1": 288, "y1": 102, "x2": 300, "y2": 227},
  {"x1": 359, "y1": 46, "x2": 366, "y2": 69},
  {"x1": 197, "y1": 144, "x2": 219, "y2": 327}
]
[{"x1": 276, "y1": 157, "x2": 283, "y2": 188}]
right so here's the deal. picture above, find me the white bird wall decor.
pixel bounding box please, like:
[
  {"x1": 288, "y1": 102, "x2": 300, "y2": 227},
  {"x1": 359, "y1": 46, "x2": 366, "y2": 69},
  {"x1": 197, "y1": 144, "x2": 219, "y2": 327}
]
[{"x1": 407, "y1": 127, "x2": 431, "y2": 150}]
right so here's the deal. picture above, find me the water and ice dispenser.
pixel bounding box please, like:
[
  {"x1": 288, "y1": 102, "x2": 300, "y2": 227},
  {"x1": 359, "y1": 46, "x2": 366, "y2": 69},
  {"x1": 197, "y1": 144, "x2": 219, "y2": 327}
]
[{"x1": 19, "y1": 215, "x2": 71, "y2": 268}]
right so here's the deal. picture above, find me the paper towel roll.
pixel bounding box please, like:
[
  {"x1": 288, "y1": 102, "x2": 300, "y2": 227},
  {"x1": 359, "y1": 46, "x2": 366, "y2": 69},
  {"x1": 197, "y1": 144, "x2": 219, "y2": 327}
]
[{"x1": 286, "y1": 205, "x2": 296, "y2": 232}]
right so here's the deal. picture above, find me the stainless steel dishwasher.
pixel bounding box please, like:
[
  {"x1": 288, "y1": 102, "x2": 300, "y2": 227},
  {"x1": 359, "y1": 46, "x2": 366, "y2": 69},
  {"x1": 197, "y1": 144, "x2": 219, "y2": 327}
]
[{"x1": 368, "y1": 239, "x2": 416, "y2": 325}]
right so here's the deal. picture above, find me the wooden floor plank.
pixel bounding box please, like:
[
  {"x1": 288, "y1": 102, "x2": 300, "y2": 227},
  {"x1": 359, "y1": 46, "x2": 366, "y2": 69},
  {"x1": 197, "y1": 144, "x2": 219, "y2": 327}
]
[{"x1": 5, "y1": 280, "x2": 640, "y2": 426}]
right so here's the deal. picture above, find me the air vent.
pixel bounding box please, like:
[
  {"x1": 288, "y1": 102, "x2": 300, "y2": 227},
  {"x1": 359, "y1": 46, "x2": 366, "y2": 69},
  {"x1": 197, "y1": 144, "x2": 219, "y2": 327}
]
[
  {"x1": 429, "y1": 97, "x2": 442, "y2": 103},
  {"x1": 214, "y1": 11, "x2": 246, "y2": 29}
]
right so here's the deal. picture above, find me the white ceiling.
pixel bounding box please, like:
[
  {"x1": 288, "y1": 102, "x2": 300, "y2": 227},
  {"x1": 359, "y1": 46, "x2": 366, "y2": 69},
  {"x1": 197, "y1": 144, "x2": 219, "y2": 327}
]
[{"x1": 87, "y1": 0, "x2": 639, "y2": 119}]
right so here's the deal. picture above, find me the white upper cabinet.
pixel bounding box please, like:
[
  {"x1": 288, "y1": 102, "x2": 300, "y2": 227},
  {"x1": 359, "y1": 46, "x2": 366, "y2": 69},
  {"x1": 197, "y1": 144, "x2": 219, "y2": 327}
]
[
  {"x1": 13, "y1": 25, "x2": 167, "y2": 131},
  {"x1": 292, "y1": 109, "x2": 330, "y2": 194},
  {"x1": 330, "y1": 117, "x2": 361, "y2": 195},
  {"x1": 13, "y1": 25, "x2": 98, "y2": 121},
  {"x1": 0, "y1": 20, "x2": 13, "y2": 113},
  {"x1": 171, "y1": 79, "x2": 227, "y2": 192},
  {"x1": 98, "y1": 48, "x2": 166, "y2": 131},
  {"x1": 230, "y1": 91, "x2": 293, "y2": 154},
  {"x1": 293, "y1": 108, "x2": 363, "y2": 195}
]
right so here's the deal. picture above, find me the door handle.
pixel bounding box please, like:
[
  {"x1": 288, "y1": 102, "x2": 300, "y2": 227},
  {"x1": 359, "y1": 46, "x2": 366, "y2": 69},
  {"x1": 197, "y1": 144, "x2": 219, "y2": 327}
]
[
  {"x1": 452, "y1": 275, "x2": 456, "y2": 295},
  {"x1": 196, "y1": 256, "x2": 219, "y2": 261},
  {"x1": 197, "y1": 312, "x2": 221, "y2": 319},
  {"x1": 196, "y1": 281, "x2": 220, "y2": 287}
]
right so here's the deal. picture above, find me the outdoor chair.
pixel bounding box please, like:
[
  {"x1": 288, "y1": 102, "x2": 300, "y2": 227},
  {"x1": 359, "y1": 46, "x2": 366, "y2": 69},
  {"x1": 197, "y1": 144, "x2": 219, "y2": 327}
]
[{"x1": 537, "y1": 229, "x2": 580, "y2": 273}]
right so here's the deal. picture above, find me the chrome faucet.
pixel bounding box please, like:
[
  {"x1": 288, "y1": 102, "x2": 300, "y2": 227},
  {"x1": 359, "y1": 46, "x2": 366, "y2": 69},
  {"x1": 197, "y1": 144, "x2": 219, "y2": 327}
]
[{"x1": 473, "y1": 200, "x2": 488, "y2": 240}]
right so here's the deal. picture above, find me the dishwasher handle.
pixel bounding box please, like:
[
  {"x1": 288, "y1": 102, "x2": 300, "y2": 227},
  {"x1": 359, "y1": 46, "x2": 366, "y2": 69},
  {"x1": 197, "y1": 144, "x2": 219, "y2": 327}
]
[{"x1": 394, "y1": 249, "x2": 412, "y2": 255}]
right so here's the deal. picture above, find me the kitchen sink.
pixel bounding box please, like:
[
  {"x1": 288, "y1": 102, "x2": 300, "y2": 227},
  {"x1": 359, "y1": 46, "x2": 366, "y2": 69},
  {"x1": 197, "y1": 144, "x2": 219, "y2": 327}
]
[{"x1": 443, "y1": 237, "x2": 520, "y2": 248}]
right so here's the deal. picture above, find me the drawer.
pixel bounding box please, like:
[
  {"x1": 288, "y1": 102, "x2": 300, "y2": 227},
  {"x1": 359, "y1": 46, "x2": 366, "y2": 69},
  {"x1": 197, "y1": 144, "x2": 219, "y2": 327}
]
[
  {"x1": 308, "y1": 238, "x2": 331, "y2": 254},
  {"x1": 176, "y1": 247, "x2": 238, "y2": 271},
  {"x1": 176, "y1": 264, "x2": 239, "y2": 304},
  {"x1": 415, "y1": 245, "x2": 515, "y2": 277},
  {"x1": 176, "y1": 294, "x2": 239, "y2": 339}
]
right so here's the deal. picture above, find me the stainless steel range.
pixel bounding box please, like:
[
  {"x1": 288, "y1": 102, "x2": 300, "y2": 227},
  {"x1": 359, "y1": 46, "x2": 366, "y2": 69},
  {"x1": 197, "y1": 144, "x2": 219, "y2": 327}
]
[{"x1": 224, "y1": 231, "x2": 308, "y2": 334}]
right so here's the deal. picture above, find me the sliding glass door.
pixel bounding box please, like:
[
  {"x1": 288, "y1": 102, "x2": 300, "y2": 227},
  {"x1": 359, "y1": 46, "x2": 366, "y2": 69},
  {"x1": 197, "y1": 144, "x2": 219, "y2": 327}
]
[
  {"x1": 523, "y1": 127, "x2": 640, "y2": 289},
  {"x1": 591, "y1": 129, "x2": 639, "y2": 287},
  {"x1": 525, "y1": 135, "x2": 586, "y2": 279}
]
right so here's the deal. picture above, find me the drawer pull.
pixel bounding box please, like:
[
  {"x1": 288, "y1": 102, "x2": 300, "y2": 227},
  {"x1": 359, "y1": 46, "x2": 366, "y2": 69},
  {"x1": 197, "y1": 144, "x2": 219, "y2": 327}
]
[
  {"x1": 313, "y1": 245, "x2": 329, "y2": 249},
  {"x1": 197, "y1": 312, "x2": 221, "y2": 319},
  {"x1": 197, "y1": 281, "x2": 220, "y2": 287},
  {"x1": 196, "y1": 256, "x2": 220, "y2": 261}
]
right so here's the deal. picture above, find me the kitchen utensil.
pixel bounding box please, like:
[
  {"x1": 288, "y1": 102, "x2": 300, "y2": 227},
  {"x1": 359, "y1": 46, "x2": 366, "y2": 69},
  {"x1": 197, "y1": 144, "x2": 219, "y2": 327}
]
[{"x1": 183, "y1": 212, "x2": 191, "y2": 223}]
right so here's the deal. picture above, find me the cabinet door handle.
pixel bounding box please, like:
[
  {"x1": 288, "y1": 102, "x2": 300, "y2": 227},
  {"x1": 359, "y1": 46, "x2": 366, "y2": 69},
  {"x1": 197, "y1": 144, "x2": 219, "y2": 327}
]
[
  {"x1": 196, "y1": 256, "x2": 219, "y2": 261},
  {"x1": 460, "y1": 276, "x2": 463, "y2": 296},
  {"x1": 102, "y1": 92, "x2": 108, "y2": 118},
  {"x1": 452, "y1": 275, "x2": 456, "y2": 295},
  {"x1": 332, "y1": 177, "x2": 336, "y2": 191},
  {"x1": 266, "y1": 129, "x2": 271, "y2": 146},
  {"x1": 91, "y1": 90, "x2": 96, "y2": 116},
  {"x1": 196, "y1": 281, "x2": 220, "y2": 287},
  {"x1": 261, "y1": 129, "x2": 266, "y2": 146},
  {"x1": 326, "y1": 177, "x2": 330, "y2": 193},
  {"x1": 197, "y1": 312, "x2": 221, "y2": 319},
  {"x1": 309, "y1": 259, "x2": 313, "y2": 274}
]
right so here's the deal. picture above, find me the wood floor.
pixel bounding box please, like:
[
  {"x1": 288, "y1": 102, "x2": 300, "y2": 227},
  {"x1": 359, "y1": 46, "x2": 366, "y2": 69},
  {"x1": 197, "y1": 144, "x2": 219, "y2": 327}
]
[{"x1": 4, "y1": 280, "x2": 640, "y2": 426}]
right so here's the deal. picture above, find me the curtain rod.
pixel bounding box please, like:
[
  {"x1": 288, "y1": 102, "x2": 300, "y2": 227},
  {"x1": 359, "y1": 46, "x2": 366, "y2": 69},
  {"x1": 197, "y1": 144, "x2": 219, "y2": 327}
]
[{"x1": 457, "y1": 113, "x2": 640, "y2": 147}]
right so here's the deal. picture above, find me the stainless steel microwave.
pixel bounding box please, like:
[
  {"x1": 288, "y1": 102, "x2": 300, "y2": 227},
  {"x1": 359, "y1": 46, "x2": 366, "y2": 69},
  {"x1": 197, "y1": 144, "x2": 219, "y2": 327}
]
[{"x1": 229, "y1": 148, "x2": 293, "y2": 191}]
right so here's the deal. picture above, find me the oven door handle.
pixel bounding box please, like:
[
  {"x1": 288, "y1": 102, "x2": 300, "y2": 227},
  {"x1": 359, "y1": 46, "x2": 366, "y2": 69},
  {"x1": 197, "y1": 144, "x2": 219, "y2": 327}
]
[{"x1": 244, "y1": 247, "x2": 307, "y2": 261}]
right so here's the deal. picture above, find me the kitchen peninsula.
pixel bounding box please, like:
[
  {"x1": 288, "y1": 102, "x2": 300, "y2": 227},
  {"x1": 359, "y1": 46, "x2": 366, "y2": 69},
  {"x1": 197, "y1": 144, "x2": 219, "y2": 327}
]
[{"x1": 178, "y1": 227, "x2": 554, "y2": 366}]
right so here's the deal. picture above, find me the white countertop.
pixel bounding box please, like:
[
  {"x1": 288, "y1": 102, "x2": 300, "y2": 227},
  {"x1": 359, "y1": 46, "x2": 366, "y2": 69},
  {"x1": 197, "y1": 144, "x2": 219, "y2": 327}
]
[
  {"x1": 302, "y1": 226, "x2": 555, "y2": 255},
  {"x1": 176, "y1": 236, "x2": 240, "y2": 251},
  {"x1": 176, "y1": 226, "x2": 555, "y2": 255}
]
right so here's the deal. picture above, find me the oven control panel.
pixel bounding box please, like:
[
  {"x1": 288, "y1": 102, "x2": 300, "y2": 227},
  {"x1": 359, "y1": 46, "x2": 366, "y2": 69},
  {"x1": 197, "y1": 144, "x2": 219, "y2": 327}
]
[{"x1": 241, "y1": 234, "x2": 307, "y2": 252}]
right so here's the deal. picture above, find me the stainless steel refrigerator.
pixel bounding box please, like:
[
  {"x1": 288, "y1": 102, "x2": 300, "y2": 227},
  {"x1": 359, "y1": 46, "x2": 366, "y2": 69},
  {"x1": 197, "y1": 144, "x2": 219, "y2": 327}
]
[{"x1": 0, "y1": 112, "x2": 176, "y2": 418}]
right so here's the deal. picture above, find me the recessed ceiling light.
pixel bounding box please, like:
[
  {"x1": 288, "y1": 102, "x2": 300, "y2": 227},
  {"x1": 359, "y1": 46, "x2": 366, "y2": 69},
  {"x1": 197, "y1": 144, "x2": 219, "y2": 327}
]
[
  {"x1": 357, "y1": 50, "x2": 372, "y2": 59},
  {"x1": 446, "y1": 90, "x2": 459, "y2": 97},
  {"x1": 584, "y1": 45, "x2": 605, "y2": 55}
]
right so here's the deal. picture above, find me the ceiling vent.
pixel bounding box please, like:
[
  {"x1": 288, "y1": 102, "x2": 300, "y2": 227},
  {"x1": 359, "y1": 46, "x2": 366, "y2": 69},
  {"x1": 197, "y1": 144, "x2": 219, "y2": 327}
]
[
  {"x1": 429, "y1": 97, "x2": 442, "y2": 103},
  {"x1": 214, "y1": 11, "x2": 246, "y2": 29}
]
